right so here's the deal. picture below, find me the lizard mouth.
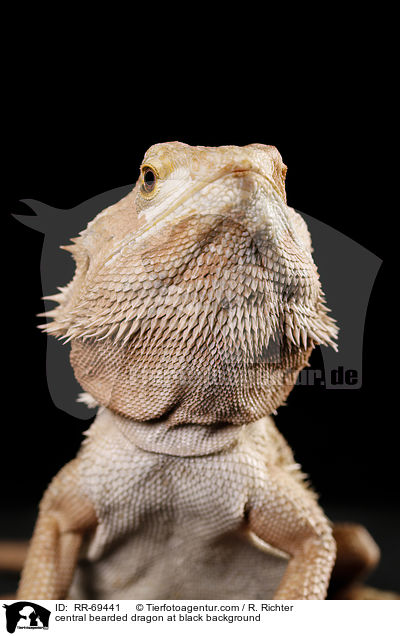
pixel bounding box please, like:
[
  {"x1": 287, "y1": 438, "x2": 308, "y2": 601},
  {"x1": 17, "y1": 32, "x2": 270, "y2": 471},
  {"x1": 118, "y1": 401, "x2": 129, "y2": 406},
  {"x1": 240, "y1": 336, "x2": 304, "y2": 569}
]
[
  {"x1": 99, "y1": 168, "x2": 282, "y2": 269},
  {"x1": 127, "y1": 169, "x2": 284, "y2": 250}
]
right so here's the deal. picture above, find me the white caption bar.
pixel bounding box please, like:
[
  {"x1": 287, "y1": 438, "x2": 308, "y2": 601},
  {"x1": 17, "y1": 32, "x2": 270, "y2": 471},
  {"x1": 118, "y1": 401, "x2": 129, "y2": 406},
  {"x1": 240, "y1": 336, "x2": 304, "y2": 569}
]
[{"x1": 3, "y1": 600, "x2": 398, "y2": 636}]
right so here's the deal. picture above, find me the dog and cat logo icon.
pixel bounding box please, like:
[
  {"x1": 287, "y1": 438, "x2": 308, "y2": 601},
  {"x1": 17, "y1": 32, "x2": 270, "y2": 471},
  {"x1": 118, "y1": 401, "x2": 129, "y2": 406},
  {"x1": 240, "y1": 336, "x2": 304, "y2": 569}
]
[{"x1": 2, "y1": 602, "x2": 50, "y2": 633}]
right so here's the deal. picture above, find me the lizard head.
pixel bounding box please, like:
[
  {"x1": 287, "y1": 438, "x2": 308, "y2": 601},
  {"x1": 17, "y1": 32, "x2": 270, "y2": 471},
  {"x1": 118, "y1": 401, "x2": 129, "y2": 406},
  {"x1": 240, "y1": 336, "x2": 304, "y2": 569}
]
[{"x1": 42, "y1": 142, "x2": 337, "y2": 426}]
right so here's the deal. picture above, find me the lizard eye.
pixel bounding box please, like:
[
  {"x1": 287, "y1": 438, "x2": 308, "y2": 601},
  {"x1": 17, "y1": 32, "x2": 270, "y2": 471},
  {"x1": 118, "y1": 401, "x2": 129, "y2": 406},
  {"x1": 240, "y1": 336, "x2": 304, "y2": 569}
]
[{"x1": 141, "y1": 166, "x2": 157, "y2": 194}]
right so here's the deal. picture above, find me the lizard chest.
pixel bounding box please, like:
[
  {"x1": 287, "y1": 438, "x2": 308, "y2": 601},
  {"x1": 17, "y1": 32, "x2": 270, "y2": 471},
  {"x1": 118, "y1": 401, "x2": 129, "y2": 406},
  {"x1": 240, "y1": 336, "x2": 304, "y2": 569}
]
[
  {"x1": 81, "y1": 447, "x2": 253, "y2": 561},
  {"x1": 71, "y1": 416, "x2": 286, "y2": 599}
]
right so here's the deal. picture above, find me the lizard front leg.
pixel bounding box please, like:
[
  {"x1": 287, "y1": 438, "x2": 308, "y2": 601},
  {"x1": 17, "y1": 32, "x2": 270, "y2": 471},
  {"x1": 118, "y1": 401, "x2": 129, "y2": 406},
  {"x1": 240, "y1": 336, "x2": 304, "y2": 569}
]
[
  {"x1": 17, "y1": 459, "x2": 97, "y2": 600},
  {"x1": 249, "y1": 467, "x2": 336, "y2": 600}
]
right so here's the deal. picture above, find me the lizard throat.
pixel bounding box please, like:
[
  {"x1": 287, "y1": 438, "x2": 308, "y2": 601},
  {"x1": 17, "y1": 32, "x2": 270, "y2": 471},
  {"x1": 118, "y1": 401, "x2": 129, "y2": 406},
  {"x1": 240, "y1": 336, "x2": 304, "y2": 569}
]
[{"x1": 93, "y1": 407, "x2": 266, "y2": 457}]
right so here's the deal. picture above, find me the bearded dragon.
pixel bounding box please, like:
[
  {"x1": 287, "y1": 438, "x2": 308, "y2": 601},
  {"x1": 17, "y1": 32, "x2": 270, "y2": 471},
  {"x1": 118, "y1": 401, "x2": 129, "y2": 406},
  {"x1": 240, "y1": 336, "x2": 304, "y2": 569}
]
[{"x1": 17, "y1": 142, "x2": 379, "y2": 600}]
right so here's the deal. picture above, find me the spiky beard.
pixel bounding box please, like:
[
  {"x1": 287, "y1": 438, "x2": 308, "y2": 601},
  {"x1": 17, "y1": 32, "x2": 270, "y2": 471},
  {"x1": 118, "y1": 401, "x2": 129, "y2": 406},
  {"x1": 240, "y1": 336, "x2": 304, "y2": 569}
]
[{"x1": 39, "y1": 212, "x2": 337, "y2": 426}]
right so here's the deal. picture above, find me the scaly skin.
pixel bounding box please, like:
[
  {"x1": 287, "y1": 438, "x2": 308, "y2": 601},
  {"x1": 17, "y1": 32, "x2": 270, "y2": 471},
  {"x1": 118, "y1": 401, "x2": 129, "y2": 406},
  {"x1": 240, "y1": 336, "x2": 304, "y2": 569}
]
[{"x1": 19, "y1": 142, "x2": 342, "y2": 600}]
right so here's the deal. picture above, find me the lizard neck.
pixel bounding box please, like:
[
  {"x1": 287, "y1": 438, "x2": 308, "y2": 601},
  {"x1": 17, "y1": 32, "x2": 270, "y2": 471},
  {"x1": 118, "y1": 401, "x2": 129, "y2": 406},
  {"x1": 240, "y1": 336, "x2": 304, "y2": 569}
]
[{"x1": 92, "y1": 407, "x2": 258, "y2": 457}]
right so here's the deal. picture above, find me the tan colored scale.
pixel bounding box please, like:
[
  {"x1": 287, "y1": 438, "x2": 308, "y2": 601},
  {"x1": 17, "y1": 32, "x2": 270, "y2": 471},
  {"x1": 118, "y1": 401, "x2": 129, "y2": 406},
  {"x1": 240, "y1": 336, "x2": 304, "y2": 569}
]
[{"x1": 18, "y1": 141, "x2": 377, "y2": 600}]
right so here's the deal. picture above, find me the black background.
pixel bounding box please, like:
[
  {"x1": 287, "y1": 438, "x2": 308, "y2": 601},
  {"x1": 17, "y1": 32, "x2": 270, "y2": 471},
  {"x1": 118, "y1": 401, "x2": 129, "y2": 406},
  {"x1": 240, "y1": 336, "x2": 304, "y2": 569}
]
[{"x1": 2, "y1": 54, "x2": 397, "y2": 592}]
